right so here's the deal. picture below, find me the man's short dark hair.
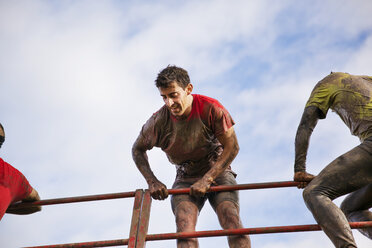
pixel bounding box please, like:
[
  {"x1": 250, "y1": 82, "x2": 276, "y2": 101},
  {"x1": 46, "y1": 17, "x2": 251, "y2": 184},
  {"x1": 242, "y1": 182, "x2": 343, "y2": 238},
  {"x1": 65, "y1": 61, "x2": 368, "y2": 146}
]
[
  {"x1": 0, "y1": 123, "x2": 4, "y2": 148},
  {"x1": 0, "y1": 123, "x2": 4, "y2": 136},
  {"x1": 155, "y1": 65, "x2": 190, "y2": 89}
]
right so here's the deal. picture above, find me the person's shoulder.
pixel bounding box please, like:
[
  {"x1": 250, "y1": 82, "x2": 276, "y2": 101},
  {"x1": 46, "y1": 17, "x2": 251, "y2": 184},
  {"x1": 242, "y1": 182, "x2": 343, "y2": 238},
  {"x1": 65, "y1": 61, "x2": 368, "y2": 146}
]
[
  {"x1": 144, "y1": 105, "x2": 169, "y2": 127},
  {"x1": 350, "y1": 73, "x2": 372, "y2": 82},
  {"x1": 0, "y1": 157, "x2": 4, "y2": 169},
  {"x1": 0, "y1": 157, "x2": 8, "y2": 166},
  {"x1": 323, "y1": 72, "x2": 350, "y2": 82},
  {"x1": 329, "y1": 72, "x2": 349, "y2": 77},
  {"x1": 312, "y1": 72, "x2": 349, "y2": 89},
  {"x1": 194, "y1": 94, "x2": 218, "y2": 102},
  {"x1": 193, "y1": 94, "x2": 223, "y2": 108},
  {"x1": 150, "y1": 105, "x2": 168, "y2": 118},
  {"x1": 0, "y1": 158, "x2": 18, "y2": 172}
]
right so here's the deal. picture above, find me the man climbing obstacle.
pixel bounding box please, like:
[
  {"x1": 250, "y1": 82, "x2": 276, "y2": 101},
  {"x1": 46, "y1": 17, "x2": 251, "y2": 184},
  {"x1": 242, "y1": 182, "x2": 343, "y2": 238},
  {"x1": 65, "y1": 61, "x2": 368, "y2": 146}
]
[
  {"x1": 0, "y1": 123, "x2": 41, "y2": 220},
  {"x1": 294, "y1": 72, "x2": 372, "y2": 247},
  {"x1": 132, "y1": 65, "x2": 251, "y2": 248}
]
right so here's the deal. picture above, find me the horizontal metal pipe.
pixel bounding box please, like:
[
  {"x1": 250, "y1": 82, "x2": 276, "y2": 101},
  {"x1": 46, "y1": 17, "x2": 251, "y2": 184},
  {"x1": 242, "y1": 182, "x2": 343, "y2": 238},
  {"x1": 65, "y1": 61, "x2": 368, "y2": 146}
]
[
  {"x1": 168, "y1": 180, "x2": 298, "y2": 195},
  {"x1": 24, "y1": 221, "x2": 372, "y2": 248},
  {"x1": 23, "y1": 239, "x2": 129, "y2": 248},
  {"x1": 146, "y1": 221, "x2": 372, "y2": 241},
  {"x1": 11, "y1": 181, "x2": 298, "y2": 209},
  {"x1": 9, "y1": 191, "x2": 136, "y2": 210}
]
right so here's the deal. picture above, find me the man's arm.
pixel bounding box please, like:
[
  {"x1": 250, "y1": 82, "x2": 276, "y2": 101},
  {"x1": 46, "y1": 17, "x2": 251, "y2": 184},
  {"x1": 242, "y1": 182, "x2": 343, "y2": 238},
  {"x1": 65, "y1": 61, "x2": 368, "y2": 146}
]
[
  {"x1": 190, "y1": 127, "x2": 239, "y2": 197},
  {"x1": 6, "y1": 188, "x2": 42, "y2": 215},
  {"x1": 132, "y1": 136, "x2": 168, "y2": 200},
  {"x1": 294, "y1": 106, "x2": 321, "y2": 188}
]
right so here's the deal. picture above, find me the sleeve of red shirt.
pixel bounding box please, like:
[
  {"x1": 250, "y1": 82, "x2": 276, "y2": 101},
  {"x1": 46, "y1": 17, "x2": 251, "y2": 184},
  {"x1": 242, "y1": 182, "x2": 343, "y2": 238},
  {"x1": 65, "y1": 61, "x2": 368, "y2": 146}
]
[
  {"x1": 209, "y1": 99, "x2": 235, "y2": 137},
  {"x1": 0, "y1": 158, "x2": 33, "y2": 203}
]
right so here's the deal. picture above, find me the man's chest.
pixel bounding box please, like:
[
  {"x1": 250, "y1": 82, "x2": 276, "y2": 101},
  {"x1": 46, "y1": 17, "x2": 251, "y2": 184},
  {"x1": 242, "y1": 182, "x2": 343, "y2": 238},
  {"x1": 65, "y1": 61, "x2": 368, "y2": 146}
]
[{"x1": 159, "y1": 118, "x2": 217, "y2": 163}]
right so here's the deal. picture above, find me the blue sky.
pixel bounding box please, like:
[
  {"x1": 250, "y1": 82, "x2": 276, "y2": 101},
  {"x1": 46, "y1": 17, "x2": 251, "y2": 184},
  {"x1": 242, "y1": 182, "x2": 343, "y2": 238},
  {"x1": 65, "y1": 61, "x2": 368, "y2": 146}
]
[{"x1": 0, "y1": 1, "x2": 372, "y2": 247}]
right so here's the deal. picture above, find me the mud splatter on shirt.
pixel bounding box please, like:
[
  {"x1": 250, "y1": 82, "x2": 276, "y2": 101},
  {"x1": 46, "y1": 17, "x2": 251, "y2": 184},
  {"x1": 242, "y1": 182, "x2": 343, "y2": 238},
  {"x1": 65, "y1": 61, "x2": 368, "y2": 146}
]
[{"x1": 306, "y1": 72, "x2": 372, "y2": 141}]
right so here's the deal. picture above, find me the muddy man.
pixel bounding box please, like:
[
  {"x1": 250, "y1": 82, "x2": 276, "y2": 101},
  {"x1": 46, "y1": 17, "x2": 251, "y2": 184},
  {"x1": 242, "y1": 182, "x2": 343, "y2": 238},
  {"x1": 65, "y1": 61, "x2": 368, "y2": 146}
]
[
  {"x1": 294, "y1": 72, "x2": 372, "y2": 247},
  {"x1": 132, "y1": 65, "x2": 251, "y2": 248}
]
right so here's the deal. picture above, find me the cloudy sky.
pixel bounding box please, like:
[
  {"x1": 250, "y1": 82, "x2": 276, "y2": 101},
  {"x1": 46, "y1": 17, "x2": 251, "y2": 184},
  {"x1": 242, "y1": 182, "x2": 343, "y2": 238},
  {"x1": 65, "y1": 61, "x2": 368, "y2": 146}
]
[{"x1": 1, "y1": 0, "x2": 372, "y2": 247}]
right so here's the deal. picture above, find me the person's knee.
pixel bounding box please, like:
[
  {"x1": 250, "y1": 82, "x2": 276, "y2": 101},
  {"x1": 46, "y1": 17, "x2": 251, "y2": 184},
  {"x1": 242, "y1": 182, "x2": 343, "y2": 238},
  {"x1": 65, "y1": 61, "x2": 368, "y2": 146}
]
[
  {"x1": 340, "y1": 199, "x2": 360, "y2": 222},
  {"x1": 216, "y1": 201, "x2": 242, "y2": 229},
  {"x1": 302, "y1": 186, "x2": 314, "y2": 203},
  {"x1": 302, "y1": 185, "x2": 322, "y2": 209},
  {"x1": 340, "y1": 200, "x2": 351, "y2": 217},
  {"x1": 175, "y1": 201, "x2": 198, "y2": 232},
  {"x1": 303, "y1": 182, "x2": 325, "y2": 202}
]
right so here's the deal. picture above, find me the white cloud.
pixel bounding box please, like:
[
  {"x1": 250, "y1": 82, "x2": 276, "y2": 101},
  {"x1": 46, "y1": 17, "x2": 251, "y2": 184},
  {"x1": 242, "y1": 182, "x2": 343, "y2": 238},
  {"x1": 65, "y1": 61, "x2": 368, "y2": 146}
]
[{"x1": 345, "y1": 36, "x2": 372, "y2": 75}]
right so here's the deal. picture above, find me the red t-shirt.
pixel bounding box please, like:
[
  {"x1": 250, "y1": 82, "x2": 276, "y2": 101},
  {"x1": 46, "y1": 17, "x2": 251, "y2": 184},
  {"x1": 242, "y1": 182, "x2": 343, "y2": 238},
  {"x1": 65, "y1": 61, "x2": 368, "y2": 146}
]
[
  {"x1": 0, "y1": 158, "x2": 32, "y2": 203},
  {"x1": 138, "y1": 94, "x2": 235, "y2": 179}
]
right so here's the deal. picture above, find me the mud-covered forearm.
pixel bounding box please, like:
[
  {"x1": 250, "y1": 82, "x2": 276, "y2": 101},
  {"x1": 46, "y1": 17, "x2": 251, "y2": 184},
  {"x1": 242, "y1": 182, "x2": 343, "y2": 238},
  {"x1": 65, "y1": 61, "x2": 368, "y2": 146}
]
[
  {"x1": 190, "y1": 135, "x2": 239, "y2": 197},
  {"x1": 204, "y1": 145, "x2": 238, "y2": 183},
  {"x1": 132, "y1": 138, "x2": 168, "y2": 200},
  {"x1": 132, "y1": 142, "x2": 159, "y2": 185},
  {"x1": 203, "y1": 130, "x2": 239, "y2": 183},
  {"x1": 295, "y1": 129, "x2": 311, "y2": 172},
  {"x1": 294, "y1": 106, "x2": 320, "y2": 172}
]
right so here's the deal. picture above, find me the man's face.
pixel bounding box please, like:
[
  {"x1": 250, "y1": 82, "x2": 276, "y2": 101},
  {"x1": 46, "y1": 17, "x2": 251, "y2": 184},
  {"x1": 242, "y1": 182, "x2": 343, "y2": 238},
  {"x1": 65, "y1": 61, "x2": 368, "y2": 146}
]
[{"x1": 159, "y1": 81, "x2": 193, "y2": 118}]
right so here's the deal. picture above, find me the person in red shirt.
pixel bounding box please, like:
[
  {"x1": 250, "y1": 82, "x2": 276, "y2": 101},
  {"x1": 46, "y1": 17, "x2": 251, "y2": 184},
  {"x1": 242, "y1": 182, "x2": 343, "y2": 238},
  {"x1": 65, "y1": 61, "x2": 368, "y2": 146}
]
[
  {"x1": 0, "y1": 123, "x2": 41, "y2": 220},
  {"x1": 132, "y1": 66, "x2": 250, "y2": 248}
]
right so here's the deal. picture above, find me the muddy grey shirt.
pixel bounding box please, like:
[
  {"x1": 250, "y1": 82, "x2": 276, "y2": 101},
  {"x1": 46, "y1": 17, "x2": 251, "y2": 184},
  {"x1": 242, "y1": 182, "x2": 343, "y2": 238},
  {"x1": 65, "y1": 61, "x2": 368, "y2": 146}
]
[{"x1": 306, "y1": 72, "x2": 372, "y2": 142}]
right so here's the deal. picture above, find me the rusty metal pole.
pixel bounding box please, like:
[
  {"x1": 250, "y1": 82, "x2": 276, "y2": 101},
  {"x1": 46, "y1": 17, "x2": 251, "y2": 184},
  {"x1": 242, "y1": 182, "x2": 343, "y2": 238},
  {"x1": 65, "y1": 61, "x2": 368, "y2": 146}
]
[
  {"x1": 135, "y1": 190, "x2": 152, "y2": 248},
  {"x1": 22, "y1": 239, "x2": 129, "y2": 248},
  {"x1": 168, "y1": 181, "x2": 299, "y2": 195},
  {"x1": 9, "y1": 191, "x2": 136, "y2": 211},
  {"x1": 128, "y1": 189, "x2": 144, "y2": 248},
  {"x1": 11, "y1": 181, "x2": 298, "y2": 211},
  {"x1": 21, "y1": 181, "x2": 303, "y2": 248},
  {"x1": 24, "y1": 221, "x2": 372, "y2": 248},
  {"x1": 144, "y1": 221, "x2": 372, "y2": 241}
]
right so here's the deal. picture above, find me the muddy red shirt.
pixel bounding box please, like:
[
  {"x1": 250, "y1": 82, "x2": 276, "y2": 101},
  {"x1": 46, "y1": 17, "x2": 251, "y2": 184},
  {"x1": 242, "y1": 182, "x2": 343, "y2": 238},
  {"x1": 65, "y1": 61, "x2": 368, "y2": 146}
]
[
  {"x1": 138, "y1": 94, "x2": 235, "y2": 179},
  {"x1": 0, "y1": 158, "x2": 32, "y2": 203}
]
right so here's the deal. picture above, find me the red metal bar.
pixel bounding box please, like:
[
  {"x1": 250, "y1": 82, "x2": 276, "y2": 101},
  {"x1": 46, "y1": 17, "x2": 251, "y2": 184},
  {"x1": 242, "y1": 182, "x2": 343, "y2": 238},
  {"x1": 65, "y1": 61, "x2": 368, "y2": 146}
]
[
  {"x1": 168, "y1": 180, "x2": 299, "y2": 195},
  {"x1": 24, "y1": 221, "x2": 372, "y2": 248},
  {"x1": 145, "y1": 221, "x2": 372, "y2": 241},
  {"x1": 23, "y1": 239, "x2": 128, "y2": 248},
  {"x1": 9, "y1": 191, "x2": 136, "y2": 210},
  {"x1": 128, "y1": 190, "x2": 144, "y2": 248},
  {"x1": 135, "y1": 190, "x2": 152, "y2": 248},
  {"x1": 11, "y1": 181, "x2": 298, "y2": 210}
]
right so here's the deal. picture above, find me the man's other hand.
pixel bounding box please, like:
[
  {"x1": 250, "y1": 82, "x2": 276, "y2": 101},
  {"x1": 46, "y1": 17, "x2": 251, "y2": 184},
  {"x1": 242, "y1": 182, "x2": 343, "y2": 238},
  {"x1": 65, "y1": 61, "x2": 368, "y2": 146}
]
[
  {"x1": 294, "y1": 171, "x2": 316, "y2": 189},
  {"x1": 190, "y1": 179, "x2": 211, "y2": 197},
  {"x1": 149, "y1": 180, "x2": 168, "y2": 200}
]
